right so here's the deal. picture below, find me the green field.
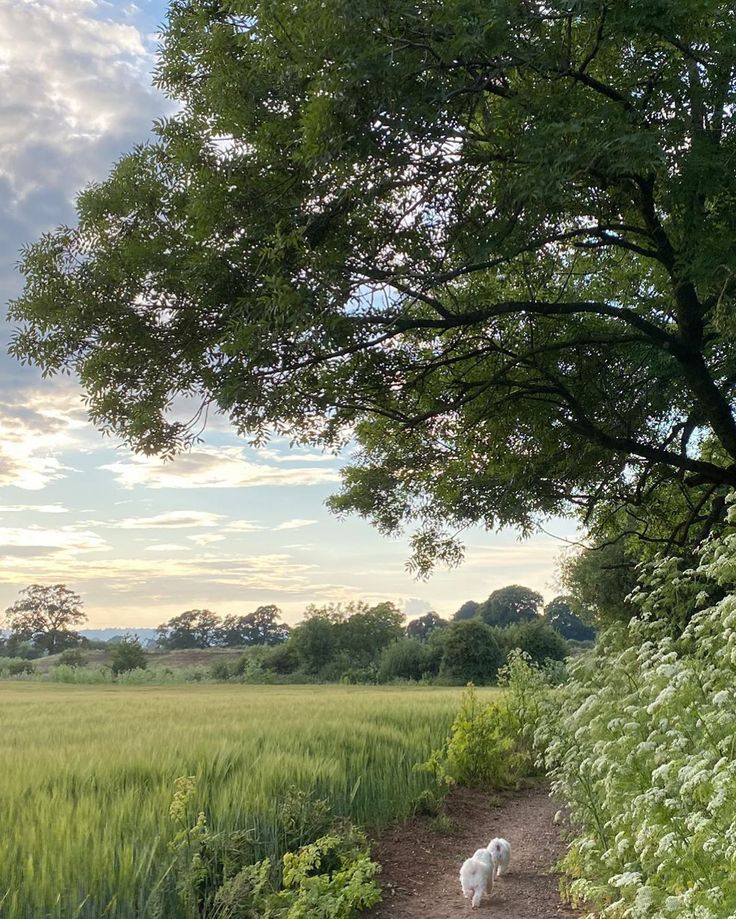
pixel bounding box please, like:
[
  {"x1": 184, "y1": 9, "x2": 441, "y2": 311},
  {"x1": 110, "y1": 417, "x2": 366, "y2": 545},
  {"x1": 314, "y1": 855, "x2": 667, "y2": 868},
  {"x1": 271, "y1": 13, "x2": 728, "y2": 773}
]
[{"x1": 0, "y1": 683, "x2": 486, "y2": 918}]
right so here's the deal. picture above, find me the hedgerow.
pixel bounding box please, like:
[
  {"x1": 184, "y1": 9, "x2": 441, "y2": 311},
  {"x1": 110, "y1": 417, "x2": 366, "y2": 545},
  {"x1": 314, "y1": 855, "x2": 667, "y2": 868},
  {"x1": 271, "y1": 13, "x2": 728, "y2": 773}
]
[{"x1": 536, "y1": 503, "x2": 736, "y2": 918}]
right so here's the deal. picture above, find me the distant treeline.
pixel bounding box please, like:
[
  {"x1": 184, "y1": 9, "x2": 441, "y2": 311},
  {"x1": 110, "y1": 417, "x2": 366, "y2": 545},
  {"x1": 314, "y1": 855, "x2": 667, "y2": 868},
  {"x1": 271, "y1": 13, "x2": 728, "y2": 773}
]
[{"x1": 1, "y1": 583, "x2": 595, "y2": 685}]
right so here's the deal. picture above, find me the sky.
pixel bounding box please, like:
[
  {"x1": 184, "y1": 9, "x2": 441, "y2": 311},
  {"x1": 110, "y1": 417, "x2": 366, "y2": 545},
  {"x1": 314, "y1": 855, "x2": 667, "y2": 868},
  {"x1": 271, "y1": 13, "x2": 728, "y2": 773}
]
[{"x1": 0, "y1": 0, "x2": 578, "y2": 629}]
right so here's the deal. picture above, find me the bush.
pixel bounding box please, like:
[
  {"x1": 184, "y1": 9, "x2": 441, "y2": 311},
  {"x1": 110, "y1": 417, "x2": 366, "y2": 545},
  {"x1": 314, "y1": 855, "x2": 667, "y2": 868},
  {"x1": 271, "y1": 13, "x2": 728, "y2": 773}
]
[
  {"x1": 440, "y1": 620, "x2": 504, "y2": 684},
  {"x1": 504, "y1": 619, "x2": 568, "y2": 667},
  {"x1": 377, "y1": 639, "x2": 426, "y2": 682},
  {"x1": 261, "y1": 643, "x2": 301, "y2": 675},
  {"x1": 57, "y1": 648, "x2": 86, "y2": 668},
  {"x1": 110, "y1": 637, "x2": 148, "y2": 675},
  {"x1": 209, "y1": 660, "x2": 234, "y2": 681},
  {"x1": 7, "y1": 660, "x2": 36, "y2": 677}
]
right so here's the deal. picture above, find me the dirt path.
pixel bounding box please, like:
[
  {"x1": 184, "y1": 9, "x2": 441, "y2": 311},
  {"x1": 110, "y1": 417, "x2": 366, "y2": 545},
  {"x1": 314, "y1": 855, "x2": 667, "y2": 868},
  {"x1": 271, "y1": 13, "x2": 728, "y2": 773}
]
[{"x1": 367, "y1": 783, "x2": 584, "y2": 918}]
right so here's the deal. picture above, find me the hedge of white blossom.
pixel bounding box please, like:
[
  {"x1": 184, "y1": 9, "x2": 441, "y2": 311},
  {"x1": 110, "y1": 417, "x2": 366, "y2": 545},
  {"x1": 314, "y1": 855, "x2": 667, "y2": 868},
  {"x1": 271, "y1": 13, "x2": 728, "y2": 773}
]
[{"x1": 537, "y1": 505, "x2": 736, "y2": 918}]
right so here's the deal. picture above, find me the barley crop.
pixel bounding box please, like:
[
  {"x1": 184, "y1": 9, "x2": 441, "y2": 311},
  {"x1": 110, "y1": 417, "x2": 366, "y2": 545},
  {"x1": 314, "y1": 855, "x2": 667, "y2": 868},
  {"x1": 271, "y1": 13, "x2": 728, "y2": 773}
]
[{"x1": 0, "y1": 683, "x2": 493, "y2": 918}]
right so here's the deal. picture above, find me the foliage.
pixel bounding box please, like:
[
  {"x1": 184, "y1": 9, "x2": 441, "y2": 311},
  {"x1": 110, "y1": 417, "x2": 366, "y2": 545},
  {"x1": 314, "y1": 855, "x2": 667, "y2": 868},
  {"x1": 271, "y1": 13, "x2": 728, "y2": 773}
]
[
  {"x1": 56, "y1": 648, "x2": 87, "y2": 668},
  {"x1": 499, "y1": 618, "x2": 569, "y2": 667},
  {"x1": 478, "y1": 585, "x2": 543, "y2": 627},
  {"x1": 441, "y1": 620, "x2": 504, "y2": 684},
  {"x1": 537, "y1": 505, "x2": 736, "y2": 917},
  {"x1": 220, "y1": 606, "x2": 290, "y2": 648},
  {"x1": 289, "y1": 616, "x2": 340, "y2": 675},
  {"x1": 543, "y1": 595, "x2": 597, "y2": 641},
  {"x1": 405, "y1": 611, "x2": 448, "y2": 641},
  {"x1": 561, "y1": 541, "x2": 640, "y2": 626},
  {"x1": 377, "y1": 638, "x2": 426, "y2": 682},
  {"x1": 160, "y1": 777, "x2": 380, "y2": 919},
  {"x1": 157, "y1": 609, "x2": 223, "y2": 649},
  {"x1": 4, "y1": 584, "x2": 86, "y2": 655},
  {"x1": 453, "y1": 601, "x2": 480, "y2": 622},
  {"x1": 4, "y1": 659, "x2": 36, "y2": 677},
  {"x1": 12, "y1": 0, "x2": 736, "y2": 569},
  {"x1": 156, "y1": 607, "x2": 289, "y2": 650},
  {"x1": 0, "y1": 683, "x2": 474, "y2": 917},
  {"x1": 289, "y1": 602, "x2": 404, "y2": 676},
  {"x1": 110, "y1": 636, "x2": 148, "y2": 675}
]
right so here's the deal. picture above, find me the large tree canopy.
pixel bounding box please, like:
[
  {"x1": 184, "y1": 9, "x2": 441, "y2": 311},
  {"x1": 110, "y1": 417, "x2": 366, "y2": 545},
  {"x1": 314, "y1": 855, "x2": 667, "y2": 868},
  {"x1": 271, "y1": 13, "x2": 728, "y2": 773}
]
[{"x1": 10, "y1": 0, "x2": 736, "y2": 567}]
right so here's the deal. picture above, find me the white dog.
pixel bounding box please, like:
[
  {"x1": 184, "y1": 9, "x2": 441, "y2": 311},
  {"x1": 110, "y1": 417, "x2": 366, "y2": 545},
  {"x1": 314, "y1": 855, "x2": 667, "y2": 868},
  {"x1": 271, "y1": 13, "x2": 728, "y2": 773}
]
[
  {"x1": 487, "y1": 837, "x2": 511, "y2": 879},
  {"x1": 460, "y1": 847, "x2": 494, "y2": 908}
]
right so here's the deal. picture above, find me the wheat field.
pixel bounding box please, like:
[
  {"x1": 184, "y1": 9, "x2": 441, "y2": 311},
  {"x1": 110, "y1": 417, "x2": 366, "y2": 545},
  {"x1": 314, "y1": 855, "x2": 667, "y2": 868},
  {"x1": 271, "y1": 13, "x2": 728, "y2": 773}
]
[{"x1": 0, "y1": 682, "x2": 487, "y2": 918}]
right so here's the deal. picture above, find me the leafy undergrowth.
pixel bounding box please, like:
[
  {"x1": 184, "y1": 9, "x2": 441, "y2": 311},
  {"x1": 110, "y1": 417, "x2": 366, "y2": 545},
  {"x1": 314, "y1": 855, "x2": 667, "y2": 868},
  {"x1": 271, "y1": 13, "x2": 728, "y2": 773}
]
[{"x1": 155, "y1": 779, "x2": 381, "y2": 919}]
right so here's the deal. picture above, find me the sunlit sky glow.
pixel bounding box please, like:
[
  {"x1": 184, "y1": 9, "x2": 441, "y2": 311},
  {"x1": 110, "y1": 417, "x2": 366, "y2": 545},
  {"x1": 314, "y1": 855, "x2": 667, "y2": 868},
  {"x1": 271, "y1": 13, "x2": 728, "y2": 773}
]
[{"x1": 0, "y1": 0, "x2": 577, "y2": 628}]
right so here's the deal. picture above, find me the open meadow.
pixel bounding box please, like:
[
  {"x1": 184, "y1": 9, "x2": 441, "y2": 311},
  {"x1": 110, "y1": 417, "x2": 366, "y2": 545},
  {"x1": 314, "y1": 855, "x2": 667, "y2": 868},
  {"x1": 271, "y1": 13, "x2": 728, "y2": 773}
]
[{"x1": 0, "y1": 682, "x2": 494, "y2": 918}]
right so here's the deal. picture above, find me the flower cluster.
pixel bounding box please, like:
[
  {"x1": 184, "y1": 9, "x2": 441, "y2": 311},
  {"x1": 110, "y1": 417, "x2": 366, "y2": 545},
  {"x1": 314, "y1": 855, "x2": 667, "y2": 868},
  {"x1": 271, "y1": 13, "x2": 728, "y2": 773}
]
[{"x1": 538, "y1": 505, "x2": 736, "y2": 918}]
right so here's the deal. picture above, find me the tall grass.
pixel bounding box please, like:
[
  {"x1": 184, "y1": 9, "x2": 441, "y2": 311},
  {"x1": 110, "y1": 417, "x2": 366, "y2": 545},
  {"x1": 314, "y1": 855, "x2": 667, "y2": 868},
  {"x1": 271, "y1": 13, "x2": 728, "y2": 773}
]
[{"x1": 0, "y1": 683, "x2": 486, "y2": 918}]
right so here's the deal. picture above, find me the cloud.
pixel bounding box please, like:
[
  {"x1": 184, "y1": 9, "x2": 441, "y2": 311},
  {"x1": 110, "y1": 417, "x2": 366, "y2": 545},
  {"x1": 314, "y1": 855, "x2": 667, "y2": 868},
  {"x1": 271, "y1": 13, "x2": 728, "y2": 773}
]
[
  {"x1": 187, "y1": 533, "x2": 227, "y2": 547},
  {"x1": 274, "y1": 519, "x2": 318, "y2": 531},
  {"x1": 0, "y1": 525, "x2": 108, "y2": 558},
  {"x1": 259, "y1": 447, "x2": 338, "y2": 464},
  {"x1": 101, "y1": 446, "x2": 342, "y2": 489},
  {"x1": 115, "y1": 511, "x2": 226, "y2": 529},
  {"x1": 0, "y1": 0, "x2": 164, "y2": 225},
  {"x1": 223, "y1": 520, "x2": 264, "y2": 533},
  {"x1": 145, "y1": 544, "x2": 189, "y2": 553},
  {"x1": 0, "y1": 387, "x2": 102, "y2": 490},
  {"x1": 403, "y1": 597, "x2": 434, "y2": 616},
  {"x1": 0, "y1": 503, "x2": 69, "y2": 514}
]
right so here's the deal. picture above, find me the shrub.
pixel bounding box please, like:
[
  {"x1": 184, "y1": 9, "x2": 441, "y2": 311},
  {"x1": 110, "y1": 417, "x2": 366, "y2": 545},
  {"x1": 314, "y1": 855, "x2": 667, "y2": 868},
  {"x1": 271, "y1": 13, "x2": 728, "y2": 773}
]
[
  {"x1": 504, "y1": 619, "x2": 568, "y2": 667},
  {"x1": 110, "y1": 636, "x2": 147, "y2": 675},
  {"x1": 261, "y1": 643, "x2": 301, "y2": 675},
  {"x1": 210, "y1": 660, "x2": 234, "y2": 681},
  {"x1": 7, "y1": 660, "x2": 35, "y2": 677},
  {"x1": 377, "y1": 639, "x2": 426, "y2": 682},
  {"x1": 57, "y1": 648, "x2": 86, "y2": 668}
]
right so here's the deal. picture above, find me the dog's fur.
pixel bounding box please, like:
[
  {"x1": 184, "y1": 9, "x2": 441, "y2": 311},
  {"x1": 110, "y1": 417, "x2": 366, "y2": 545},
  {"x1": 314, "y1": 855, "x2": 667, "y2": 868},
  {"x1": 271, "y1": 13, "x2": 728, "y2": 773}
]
[
  {"x1": 487, "y1": 837, "x2": 511, "y2": 879},
  {"x1": 460, "y1": 847, "x2": 494, "y2": 908}
]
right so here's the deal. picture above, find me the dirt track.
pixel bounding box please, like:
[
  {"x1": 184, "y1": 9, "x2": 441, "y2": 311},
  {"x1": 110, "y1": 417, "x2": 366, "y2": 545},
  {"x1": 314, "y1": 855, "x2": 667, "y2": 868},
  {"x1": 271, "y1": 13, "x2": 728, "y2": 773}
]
[{"x1": 367, "y1": 784, "x2": 584, "y2": 918}]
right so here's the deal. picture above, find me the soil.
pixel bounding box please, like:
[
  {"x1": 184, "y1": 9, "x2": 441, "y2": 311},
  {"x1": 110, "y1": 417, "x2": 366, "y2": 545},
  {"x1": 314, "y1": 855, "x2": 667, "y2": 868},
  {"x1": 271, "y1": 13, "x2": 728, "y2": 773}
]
[{"x1": 367, "y1": 783, "x2": 584, "y2": 919}]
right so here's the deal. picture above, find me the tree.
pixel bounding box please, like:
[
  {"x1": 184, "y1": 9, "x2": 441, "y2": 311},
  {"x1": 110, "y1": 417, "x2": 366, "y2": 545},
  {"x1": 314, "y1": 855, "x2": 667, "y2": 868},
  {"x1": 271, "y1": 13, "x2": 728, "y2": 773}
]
[
  {"x1": 220, "y1": 606, "x2": 289, "y2": 647},
  {"x1": 503, "y1": 619, "x2": 568, "y2": 666},
  {"x1": 478, "y1": 585, "x2": 543, "y2": 627},
  {"x1": 543, "y1": 595, "x2": 597, "y2": 642},
  {"x1": 5, "y1": 585, "x2": 87, "y2": 655},
  {"x1": 561, "y1": 541, "x2": 640, "y2": 625},
  {"x1": 453, "y1": 601, "x2": 481, "y2": 622},
  {"x1": 110, "y1": 636, "x2": 148, "y2": 675},
  {"x1": 406, "y1": 611, "x2": 448, "y2": 641},
  {"x1": 339, "y1": 602, "x2": 405, "y2": 664},
  {"x1": 289, "y1": 615, "x2": 339, "y2": 674},
  {"x1": 243, "y1": 605, "x2": 290, "y2": 645},
  {"x1": 441, "y1": 620, "x2": 504, "y2": 685},
  {"x1": 157, "y1": 609, "x2": 221, "y2": 649},
  {"x1": 11, "y1": 0, "x2": 736, "y2": 565}
]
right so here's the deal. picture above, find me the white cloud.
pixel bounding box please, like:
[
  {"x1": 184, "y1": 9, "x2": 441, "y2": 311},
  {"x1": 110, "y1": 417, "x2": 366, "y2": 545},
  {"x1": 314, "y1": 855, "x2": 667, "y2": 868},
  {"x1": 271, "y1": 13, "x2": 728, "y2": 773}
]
[
  {"x1": 223, "y1": 520, "x2": 264, "y2": 532},
  {"x1": 0, "y1": 525, "x2": 107, "y2": 557},
  {"x1": 0, "y1": 503, "x2": 69, "y2": 514},
  {"x1": 145, "y1": 543, "x2": 189, "y2": 552},
  {"x1": 0, "y1": 388, "x2": 94, "y2": 490},
  {"x1": 0, "y1": 0, "x2": 163, "y2": 213},
  {"x1": 187, "y1": 533, "x2": 227, "y2": 547},
  {"x1": 274, "y1": 518, "x2": 318, "y2": 531},
  {"x1": 116, "y1": 510, "x2": 226, "y2": 529},
  {"x1": 101, "y1": 446, "x2": 342, "y2": 489}
]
